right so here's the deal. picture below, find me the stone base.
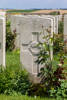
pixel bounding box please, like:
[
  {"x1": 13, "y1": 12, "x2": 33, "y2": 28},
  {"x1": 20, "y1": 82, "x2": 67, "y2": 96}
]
[{"x1": 29, "y1": 73, "x2": 41, "y2": 83}]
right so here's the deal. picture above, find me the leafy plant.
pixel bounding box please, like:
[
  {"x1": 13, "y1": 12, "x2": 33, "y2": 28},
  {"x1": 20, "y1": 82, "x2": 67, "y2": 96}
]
[
  {"x1": 28, "y1": 84, "x2": 47, "y2": 97},
  {"x1": 36, "y1": 33, "x2": 66, "y2": 98},
  {"x1": 6, "y1": 20, "x2": 16, "y2": 51},
  {"x1": 58, "y1": 21, "x2": 64, "y2": 34},
  {"x1": 49, "y1": 80, "x2": 67, "y2": 98},
  {"x1": 0, "y1": 67, "x2": 31, "y2": 95},
  {"x1": 53, "y1": 34, "x2": 64, "y2": 54}
]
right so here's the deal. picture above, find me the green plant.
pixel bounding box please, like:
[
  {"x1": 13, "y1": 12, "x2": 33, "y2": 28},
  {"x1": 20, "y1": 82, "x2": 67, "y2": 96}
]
[
  {"x1": 0, "y1": 67, "x2": 31, "y2": 95},
  {"x1": 6, "y1": 20, "x2": 16, "y2": 51},
  {"x1": 53, "y1": 34, "x2": 64, "y2": 54},
  {"x1": 49, "y1": 80, "x2": 67, "y2": 99},
  {"x1": 36, "y1": 33, "x2": 66, "y2": 98},
  {"x1": 28, "y1": 84, "x2": 47, "y2": 97},
  {"x1": 58, "y1": 21, "x2": 64, "y2": 34}
]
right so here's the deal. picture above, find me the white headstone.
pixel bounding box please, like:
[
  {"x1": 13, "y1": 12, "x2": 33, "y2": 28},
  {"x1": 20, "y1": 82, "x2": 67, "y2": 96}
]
[
  {"x1": 64, "y1": 15, "x2": 67, "y2": 52},
  {"x1": 0, "y1": 12, "x2": 6, "y2": 67},
  {"x1": 19, "y1": 15, "x2": 54, "y2": 76},
  {"x1": 10, "y1": 15, "x2": 58, "y2": 49},
  {"x1": 11, "y1": 15, "x2": 21, "y2": 49}
]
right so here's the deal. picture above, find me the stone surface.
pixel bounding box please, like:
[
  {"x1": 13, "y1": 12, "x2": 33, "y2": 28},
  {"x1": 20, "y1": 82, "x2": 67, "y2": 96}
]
[
  {"x1": 19, "y1": 15, "x2": 54, "y2": 76},
  {"x1": 64, "y1": 15, "x2": 67, "y2": 52},
  {"x1": 0, "y1": 12, "x2": 6, "y2": 67},
  {"x1": 41, "y1": 15, "x2": 58, "y2": 34},
  {"x1": 9, "y1": 15, "x2": 56, "y2": 83},
  {"x1": 11, "y1": 15, "x2": 20, "y2": 49},
  {"x1": 10, "y1": 15, "x2": 58, "y2": 49}
]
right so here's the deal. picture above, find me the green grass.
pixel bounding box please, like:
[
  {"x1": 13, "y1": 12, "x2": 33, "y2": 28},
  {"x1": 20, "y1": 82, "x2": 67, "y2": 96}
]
[
  {"x1": 0, "y1": 95, "x2": 56, "y2": 100},
  {"x1": 6, "y1": 50, "x2": 21, "y2": 70}
]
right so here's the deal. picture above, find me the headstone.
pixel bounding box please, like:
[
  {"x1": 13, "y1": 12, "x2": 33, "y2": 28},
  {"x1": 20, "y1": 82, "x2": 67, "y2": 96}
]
[
  {"x1": 41, "y1": 15, "x2": 58, "y2": 34},
  {"x1": 64, "y1": 15, "x2": 67, "y2": 52},
  {"x1": 11, "y1": 15, "x2": 21, "y2": 49},
  {"x1": 10, "y1": 15, "x2": 58, "y2": 49},
  {"x1": 19, "y1": 15, "x2": 54, "y2": 80},
  {"x1": 58, "y1": 15, "x2": 63, "y2": 21},
  {"x1": 0, "y1": 12, "x2": 6, "y2": 67}
]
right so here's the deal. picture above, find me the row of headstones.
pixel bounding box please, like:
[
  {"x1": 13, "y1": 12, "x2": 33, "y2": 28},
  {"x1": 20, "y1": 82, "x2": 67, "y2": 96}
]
[
  {"x1": 10, "y1": 15, "x2": 64, "y2": 49},
  {"x1": 0, "y1": 13, "x2": 67, "y2": 82}
]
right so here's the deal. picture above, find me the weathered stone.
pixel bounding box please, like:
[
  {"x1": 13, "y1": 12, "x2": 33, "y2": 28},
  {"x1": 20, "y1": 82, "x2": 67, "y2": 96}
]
[
  {"x1": 0, "y1": 12, "x2": 6, "y2": 67},
  {"x1": 11, "y1": 15, "x2": 20, "y2": 49},
  {"x1": 19, "y1": 15, "x2": 54, "y2": 77},
  {"x1": 10, "y1": 15, "x2": 58, "y2": 49},
  {"x1": 64, "y1": 15, "x2": 67, "y2": 52}
]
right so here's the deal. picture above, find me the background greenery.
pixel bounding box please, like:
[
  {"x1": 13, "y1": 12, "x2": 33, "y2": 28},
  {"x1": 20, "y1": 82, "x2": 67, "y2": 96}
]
[
  {"x1": 7, "y1": 9, "x2": 39, "y2": 13},
  {"x1": 6, "y1": 20, "x2": 16, "y2": 51}
]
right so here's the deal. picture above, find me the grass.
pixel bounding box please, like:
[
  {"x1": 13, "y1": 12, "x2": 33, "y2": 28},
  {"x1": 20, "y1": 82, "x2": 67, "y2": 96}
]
[
  {"x1": 0, "y1": 94, "x2": 56, "y2": 100},
  {"x1": 6, "y1": 50, "x2": 21, "y2": 70}
]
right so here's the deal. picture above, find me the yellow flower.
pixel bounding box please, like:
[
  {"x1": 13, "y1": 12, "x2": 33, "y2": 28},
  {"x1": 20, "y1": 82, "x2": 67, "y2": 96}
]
[{"x1": 51, "y1": 87, "x2": 54, "y2": 90}]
